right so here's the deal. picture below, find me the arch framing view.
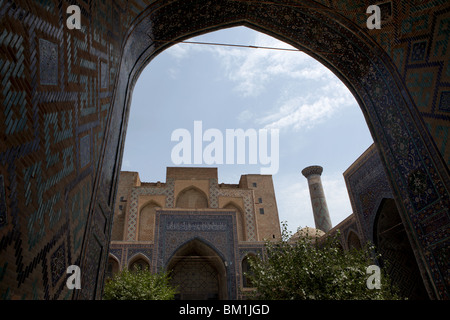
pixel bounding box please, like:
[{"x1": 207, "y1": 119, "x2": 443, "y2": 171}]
[{"x1": 0, "y1": 0, "x2": 449, "y2": 300}]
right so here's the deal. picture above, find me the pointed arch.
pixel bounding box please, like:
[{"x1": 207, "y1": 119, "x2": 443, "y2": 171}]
[
  {"x1": 166, "y1": 237, "x2": 227, "y2": 269},
  {"x1": 374, "y1": 198, "x2": 428, "y2": 299},
  {"x1": 166, "y1": 237, "x2": 227, "y2": 300},
  {"x1": 176, "y1": 186, "x2": 208, "y2": 209},
  {"x1": 138, "y1": 201, "x2": 160, "y2": 241},
  {"x1": 223, "y1": 201, "x2": 246, "y2": 241},
  {"x1": 347, "y1": 230, "x2": 362, "y2": 250},
  {"x1": 106, "y1": 254, "x2": 120, "y2": 280},
  {"x1": 141, "y1": 199, "x2": 163, "y2": 209},
  {"x1": 241, "y1": 253, "x2": 256, "y2": 289},
  {"x1": 128, "y1": 253, "x2": 151, "y2": 271}
]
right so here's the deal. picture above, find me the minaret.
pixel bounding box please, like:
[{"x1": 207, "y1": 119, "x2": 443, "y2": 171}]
[{"x1": 301, "y1": 165, "x2": 332, "y2": 233}]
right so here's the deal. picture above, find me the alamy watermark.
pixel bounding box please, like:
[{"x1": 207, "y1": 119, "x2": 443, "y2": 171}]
[
  {"x1": 66, "y1": 5, "x2": 81, "y2": 30},
  {"x1": 64, "y1": 264, "x2": 380, "y2": 291},
  {"x1": 66, "y1": 265, "x2": 81, "y2": 290},
  {"x1": 66, "y1": 5, "x2": 382, "y2": 31},
  {"x1": 367, "y1": 5, "x2": 382, "y2": 29},
  {"x1": 366, "y1": 265, "x2": 381, "y2": 289},
  {"x1": 170, "y1": 121, "x2": 279, "y2": 175},
  {"x1": 65, "y1": 4, "x2": 381, "y2": 33}
]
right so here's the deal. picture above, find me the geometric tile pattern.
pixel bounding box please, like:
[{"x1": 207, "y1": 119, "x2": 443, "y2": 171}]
[
  {"x1": 237, "y1": 244, "x2": 265, "y2": 299},
  {"x1": 125, "y1": 177, "x2": 259, "y2": 241},
  {"x1": 411, "y1": 41, "x2": 428, "y2": 62},
  {"x1": 39, "y1": 38, "x2": 58, "y2": 86},
  {"x1": 79, "y1": 134, "x2": 91, "y2": 168},
  {"x1": 50, "y1": 243, "x2": 66, "y2": 288},
  {"x1": 211, "y1": 179, "x2": 258, "y2": 241},
  {"x1": 126, "y1": 246, "x2": 153, "y2": 265},
  {"x1": 0, "y1": 175, "x2": 6, "y2": 228},
  {"x1": 125, "y1": 178, "x2": 175, "y2": 241},
  {"x1": 1, "y1": 0, "x2": 449, "y2": 300},
  {"x1": 170, "y1": 258, "x2": 219, "y2": 299},
  {"x1": 153, "y1": 210, "x2": 239, "y2": 299},
  {"x1": 439, "y1": 91, "x2": 450, "y2": 112},
  {"x1": 0, "y1": 0, "x2": 119, "y2": 300},
  {"x1": 344, "y1": 145, "x2": 395, "y2": 244},
  {"x1": 343, "y1": 144, "x2": 450, "y2": 299}
]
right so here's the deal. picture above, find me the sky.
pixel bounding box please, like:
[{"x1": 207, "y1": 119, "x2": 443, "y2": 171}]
[{"x1": 121, "y1": 26, "x2": 374, "y2": 234}]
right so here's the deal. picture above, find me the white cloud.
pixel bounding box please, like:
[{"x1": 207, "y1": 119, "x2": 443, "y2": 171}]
[
  {"x1": 168, "y1": 67, "x2": 179, "y2": 79},
  {"x1": 275, "y1": 180, "x2": 312, "y2": 233},
  {"x1": 208, "y1": 33, "x2": 334, "y2": 97},
  {"x1": 165, "y1": 31, "x2": 335, "y2": 95},
  {"x1": 258, "y1": 78, "x2": 355, "y2": 132},
  {"x1": 166, "y1": 40, "x2": 219, "y2": 61},
  {"x1": 236, "y1": 109, "x2": 253, "y2": 123},
  {"x1": 321, "y1": 173, "x2": 354, "y2": 225},
  {"x1": 203, "y1": 32, "x2": 357, "y2": 131},
  {"x1": 164, "y1": 30, "x2": 357, "y2": 132},
  {"x1": 166, "y1": 43, "x2": 192, "y2": 60},
  {"x1": 122, "y1": 159, "x2": 131, "y2": 169}
]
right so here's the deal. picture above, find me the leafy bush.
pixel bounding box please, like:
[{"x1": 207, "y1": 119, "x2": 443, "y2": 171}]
[
  {"x1": 245, "y1": 223, "x2": 403, "y2": 300},
  {"x1": 103, "y1": 267, "x2": 177, "y2": 300}
]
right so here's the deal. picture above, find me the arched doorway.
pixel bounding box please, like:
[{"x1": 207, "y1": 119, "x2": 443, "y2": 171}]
[
  {"x1": 138, "y1": 201, "x2": 160, "y2": 241},
  {"x1": 375, "y1": 199, "x2": 429, "y2": 300},
  {"x1": 241, "y1": 254, "x2": 256, "y2": 289},
  {"x1": 167, "y1": 239, "x2": 227, "y2": 300},
  {"x1": 105, "y1": 255, "x2": 120, "y2": 280},
  {"x1": 90, "y1": 0, "x2": 450, "y2": 299},
  {"x1": 128, "y1": 254, "x2": 151, "y2": 271},
  {"x1": 224, "y1": 202, "x2": 246, "y2": 241}
]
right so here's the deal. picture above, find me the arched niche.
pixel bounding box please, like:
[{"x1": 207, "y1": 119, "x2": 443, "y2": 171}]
[
  {"x1": 347, "y1": 230, "x2": 362, "y2": 251},
  {"x1": 105, "y1": 255, "x2": 120, "y2": 280},
  {"x1": 111, "y1": 206, "x2": 126, "y2": 241},
  {"x1": 166, "y1": 238, "x2": 227, "y2": 300},
  {"x1": 94, "y1": 0, "x2": 450, "y2": 299},
  {"x1": 374, "y1": 198, "x2": 429, "y2": 300},
  {"x1": 223, "y1": 202, "x2": 246, "y2": 241},
  {"x1": 138, "y1": 201, "x2": 161, "y2": 241},
  {"x1": 241, "y1": 254, "x2": 256, "y2": 289},
  {"x1": 176, "y1": 187, "x2": 208, "y2": 209},
  {"x1": 128, "y1": 253, "x2": 151, "y2": 271}
]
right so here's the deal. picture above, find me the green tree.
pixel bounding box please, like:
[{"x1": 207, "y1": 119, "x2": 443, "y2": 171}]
[
  {"x1": 103, "y1": 267, "x2": 177, "y2": 300},
  {"x1": 246, "y1": 223, "x2": 403, "y2": 300}
]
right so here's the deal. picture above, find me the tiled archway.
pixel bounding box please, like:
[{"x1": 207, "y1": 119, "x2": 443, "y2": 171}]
[
  {"x1": 166, "y1": 238, "x2": 227, "y2": 300},
  {"x1": 91, "y1": 0, "x2": 449, "y2": 299},
  {"x1": 0, "y1": 0, "x2": 448, "y2": 300}
]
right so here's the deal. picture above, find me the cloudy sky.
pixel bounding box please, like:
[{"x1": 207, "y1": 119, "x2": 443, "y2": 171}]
[{"x1": 121, "y1": 26, "x2": 374, "y2": 234}]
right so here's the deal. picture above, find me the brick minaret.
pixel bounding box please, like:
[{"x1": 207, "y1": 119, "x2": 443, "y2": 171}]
[{"x1": 301, "y1": 165, "x2": 332, "y2": 232}]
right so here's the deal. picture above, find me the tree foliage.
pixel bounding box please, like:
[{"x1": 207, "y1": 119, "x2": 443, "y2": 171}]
[
  {"x1": 103, "y1": 267, "x2": 177, "y2": 300},
  {"x1": 245, "y1": 222, "x2": 403, "y2": 300}
]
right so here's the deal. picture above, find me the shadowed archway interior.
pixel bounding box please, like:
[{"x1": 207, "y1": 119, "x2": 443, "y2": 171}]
[
  {"x1": 166, "y1": 238, "x2": 228, "y2": 300},
  {"x1": 374, "y1": 199, "x2": 429, "y2": 300}
]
